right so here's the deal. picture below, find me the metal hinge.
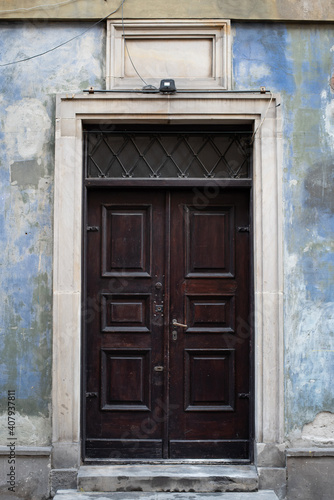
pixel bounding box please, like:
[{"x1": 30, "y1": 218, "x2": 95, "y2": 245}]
[
  {"x1": 87, "y1": 226, "x2": 99, "y2": 232},
  {"x1": 86, "y1": 392, "x2": 98, "y2": 398},
  {"x1": 238, "y1": 393, "x2": 250, "y2": 399},
  {"x1": 237, "y1": 226, "x2": 250, "y2": 233}
]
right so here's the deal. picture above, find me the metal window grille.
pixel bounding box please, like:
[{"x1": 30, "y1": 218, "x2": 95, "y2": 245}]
[{"x1": 84, "y1": 126, "x2": 252, "y2": 179}]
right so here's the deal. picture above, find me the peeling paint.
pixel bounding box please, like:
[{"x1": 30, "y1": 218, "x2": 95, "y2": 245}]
[
  {"x1": 5, "y1": 98, "x2": 51, "y2": 160},
  {"x1": 10, "y1": 160, "x2": 46, "y2": 188},
  {"x1": 0, "y1": 18, "x2": 333, "y2": 451},
  {"x1": 302, "y1": 412, "x2": 334, "y2": 445},
  {"x1": 0, "y1": 412, "x2": 51, "y2": 445},
  {"x1": 234, "y1": 23, "x2": 334, "y2": 440},
  {"x1": 0, "y1": 22, "x2": 105, "y2": 446},
  {"x1": 324, "y1": 100, "x2": 334, "y2": 143}
]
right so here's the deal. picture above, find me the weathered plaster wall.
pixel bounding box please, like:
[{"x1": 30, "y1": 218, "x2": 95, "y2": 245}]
[
  {"x1": 0, "y1": 17, "x2": 333, "y2": 451},
  {"x1": 233, "y1": 23, "x2": 334, "y2": 443},
  {"x1": 0, "y1": 0, "x2": 333, "y2": 21},
  {"x1": 0, "y1": 21, "x2": 105, "y2": 445}
]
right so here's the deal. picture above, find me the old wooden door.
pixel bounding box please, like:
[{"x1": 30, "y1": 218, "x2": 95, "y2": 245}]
[{"x1": 84, "y1": 188, "x2": 251, "y2": 460}]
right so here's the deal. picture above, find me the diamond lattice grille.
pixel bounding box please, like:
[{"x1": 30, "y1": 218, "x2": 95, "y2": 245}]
[{"x1": 84, "y1": 128, "x2": 252, "y2": 179}]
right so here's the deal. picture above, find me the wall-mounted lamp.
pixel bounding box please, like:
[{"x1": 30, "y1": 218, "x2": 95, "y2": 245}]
[{"x1": 159, "y1": 79, "x2": 176, "y2": 94}]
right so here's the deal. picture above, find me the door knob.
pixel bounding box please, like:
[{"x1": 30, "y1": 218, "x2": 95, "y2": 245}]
[{"x1": 172, "y1": 319, "x2": 188, "y2": 328}]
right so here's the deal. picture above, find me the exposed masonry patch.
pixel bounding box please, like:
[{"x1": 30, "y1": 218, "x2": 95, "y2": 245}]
[
  {"x1": 5, "y1": 98, "x2": 51, "y2": 160},
  {"x1": 330, "y1": 74, "x2": 334, "y2": 91},
  {"x1": 301, "y1": 412, "x2": 334, "y2": 445},
  {"x1": 0, "y1": 413, "x2": 51, "y2": 446},
  {"x1": 324, "y1": 99, "x2": 334, "y2": 145},
  {"x1": 10, "y1": 160, "x2": 45, "y2": 188}
]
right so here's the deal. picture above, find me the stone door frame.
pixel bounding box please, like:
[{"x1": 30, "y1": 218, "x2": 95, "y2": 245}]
[{"x1": 52, "y1": 92, "x2": 283, "y2": 468}]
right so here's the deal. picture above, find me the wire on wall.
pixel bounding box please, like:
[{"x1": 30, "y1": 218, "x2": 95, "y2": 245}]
[
  {"x1": 0, "y1": 0, "x2": 125, "y2": 67},
  {"x1": 121, "y1": 0, "x2": 157, "y2": 90},
  {"x1": 0, "y1": 0, "x2": 77, "y2": 15},
  {"x1": 250, "y1": 91, "x2": 274, "y2": 144}
]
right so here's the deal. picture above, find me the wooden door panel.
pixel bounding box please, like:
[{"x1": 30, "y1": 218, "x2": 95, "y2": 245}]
[
  {"x1": 185, "y1": 206, "x2": 234, "y2": 277},
  {"x1": 102, "y1": 205, "x2": 152, "y2": 277},
  {"x1": 185, "y1": 295, "x2": 235, "y2": 333},
  {"x1": 101, "y1": 294, "x2": 151, "y2": 333},
  {"x1": 101, "y1": 349, "x2": 151, "y2": 411},
  {"x1": 169, "y1": 190, "x2": 250, "y2": 459},
  {"x1": 169, "y1": 440, "x2": 249, "y2": 460},
  {"x1": 85, "y1": 189, "x2": 165, "y2": 459},
  {"x1": 184, "y1": 349, "x2": 235, "y2": 411},
  {"x1": 85, "y1": 188, "x2": 251, "y2": 460}
]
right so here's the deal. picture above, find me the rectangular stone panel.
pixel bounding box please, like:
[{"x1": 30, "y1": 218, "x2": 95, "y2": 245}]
[
  {"x1": 107, "y1": 20, "x2": 231, "y2": 90},
  {"x1": 124, "y1": 38, "x2": 213, "y2": 78}
]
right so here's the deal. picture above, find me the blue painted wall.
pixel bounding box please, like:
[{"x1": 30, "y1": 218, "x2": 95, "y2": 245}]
[
  {"x1": 0, "y1": 20, "x2": 333, "y2": 445},
  {"x1": 234, "y1": 23, "x2": 334, "y2": 438},
  {"x1": 0, "y1": 22, "x2": 105, "y2": 444}
]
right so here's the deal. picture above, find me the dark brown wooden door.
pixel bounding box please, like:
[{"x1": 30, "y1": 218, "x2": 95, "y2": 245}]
[
  {"x1": 168, "y1": 190, "x2": 250, "y2": 459},
  {"x1": 84, "y1": 188, "x2": 251, "y2": 460}
]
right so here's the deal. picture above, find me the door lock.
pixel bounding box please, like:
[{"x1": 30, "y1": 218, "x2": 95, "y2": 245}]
[
  {"x1": 155, "y1": 303, "x2": 164, "y2": 314},
  {"x1": 172, "y1": 330, "x2": 178, "y2": 341},
  {"x1": 172, "y1": 319, "x2": 188, "y2": 328}
]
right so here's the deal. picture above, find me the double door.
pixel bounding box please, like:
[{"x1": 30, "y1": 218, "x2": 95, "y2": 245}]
[{"x1": 84, "y1": 188, "x2": 251, "y2": 459}]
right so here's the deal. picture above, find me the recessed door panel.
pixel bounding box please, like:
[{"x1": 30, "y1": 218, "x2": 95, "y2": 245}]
[
  {"x1": 101, "y1": 349, "x2": 151, "y2": 410},
  {"x1": 184, "y1": 349, "x2": 235, "y2": 411},
  {"x1": 102, "y1": 206, "x2": 151, "y2": 277},
  {"x1": 101, "y1": 294, "x2": 151, "y2": 333},
  {"x1": 185, "y1": 206, "x2": 234, "y2": 277},
  {"x1": 185, "y1": 295, "x2": 235, "y2": 333}
]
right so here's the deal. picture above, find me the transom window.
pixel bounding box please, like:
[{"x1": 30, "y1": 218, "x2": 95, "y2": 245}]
[{"x1": 84, "y1": 125, "x2": 252, "y2": 180}]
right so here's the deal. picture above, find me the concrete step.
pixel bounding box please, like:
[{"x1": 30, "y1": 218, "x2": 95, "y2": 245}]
[
  {"x1": 77, "y1": 465, "x2": 258, "y2": 493},
  {"x1": 54, "y1": 491, "x2": 279, "y2": 500}
]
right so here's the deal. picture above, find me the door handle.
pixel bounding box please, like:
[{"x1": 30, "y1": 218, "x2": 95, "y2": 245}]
[{"x1": 172, "y1": 319, "x2": 188, "y2": 328}]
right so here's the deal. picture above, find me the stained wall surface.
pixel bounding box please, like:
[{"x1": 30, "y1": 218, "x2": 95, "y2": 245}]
[
  {"x1": 0, "y1": 22, "x2": 105, "y2": 445},
  {"x1": 0, "y1": 16, "x2": 333, "y2": 449},
  {"x1": 0, "y1": 0, "x2": 333, "y2": 21},
  {"x1": 232, "y1": 23, "x2": 334, "y2": 441}
]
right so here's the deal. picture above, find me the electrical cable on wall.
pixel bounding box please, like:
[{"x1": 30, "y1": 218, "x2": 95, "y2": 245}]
[
  {"x1": 250, "y1": 91, "x2": 274, "y2": 143},
  {"x1": 0, "y1": 0, "x2": 77, "y2": 15},
  {"x1": 0, "y1": 0, "x2": 125, "y2": 67},
  {"x1": 121, "y1": 0, "x2": 157, "y2": 90}
]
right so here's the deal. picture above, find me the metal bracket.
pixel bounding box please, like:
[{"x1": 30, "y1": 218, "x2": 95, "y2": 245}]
[
  {"x1": 237, "y1": 226, "x2": 250, "y2": 233},
  {"x1": 86, "y1": 392, "x2": 98, "y2": 398},
  {"x1": 87, "y1": 226, "x2": 99, "y2": 232}
]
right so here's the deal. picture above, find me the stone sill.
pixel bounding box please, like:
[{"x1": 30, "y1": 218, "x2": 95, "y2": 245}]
[
  {"x1": 287, "y1": 447, "x2": 334, "y2": 457},
  {"x1": 0, "y1": 446, "x2": 52, "y2": 456}
]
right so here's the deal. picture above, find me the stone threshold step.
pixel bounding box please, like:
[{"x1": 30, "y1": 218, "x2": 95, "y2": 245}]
[
  {"x1": 54, "y1": 490, "x2": 278, "y2": 500},
  {"x1": 77, "y1": 465, "x2": 258, "y2": 493}
]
